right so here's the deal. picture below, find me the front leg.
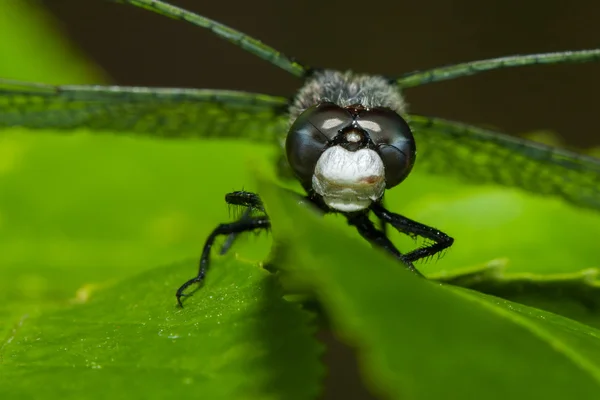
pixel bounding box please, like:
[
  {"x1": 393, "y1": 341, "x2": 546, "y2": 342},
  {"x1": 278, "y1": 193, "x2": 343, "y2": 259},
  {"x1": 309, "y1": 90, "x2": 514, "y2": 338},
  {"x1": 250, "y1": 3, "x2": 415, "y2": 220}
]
[
  {"x1": 176, "y1": 190, "x2": 270, "y2": 307},
  {"x1": 345, "y1": 211, "x2": 424, "y2": 277},
  {"x1": 219, "y1": 190, "x2": 318, "y2": 254},
  {"x1": 370, "y1": 202, "x2": 454, "y2": 263},
  {"x1": 220, "y1": 191, "x2": 266, "y2": 255},
  {"x1": 224, "y1": 191, "x2": 265, "y2": 212},
  {"x1": 176, "y1": 216, "x2": 270, "y2": 307}
]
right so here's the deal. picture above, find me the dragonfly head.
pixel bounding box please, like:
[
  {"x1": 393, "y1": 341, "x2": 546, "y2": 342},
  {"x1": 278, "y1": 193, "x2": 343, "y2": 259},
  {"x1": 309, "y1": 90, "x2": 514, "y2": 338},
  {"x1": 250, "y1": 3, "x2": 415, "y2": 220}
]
[{"x1": 286, "y1": 102, "x2": 416, "y2": 212}]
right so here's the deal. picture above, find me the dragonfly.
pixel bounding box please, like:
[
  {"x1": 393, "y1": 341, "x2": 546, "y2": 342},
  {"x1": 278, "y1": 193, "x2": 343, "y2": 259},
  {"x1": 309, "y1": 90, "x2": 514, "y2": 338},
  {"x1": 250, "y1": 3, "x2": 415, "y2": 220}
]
[{"x1": 1, "y1": 0, "x2": 599, "y2": 307}]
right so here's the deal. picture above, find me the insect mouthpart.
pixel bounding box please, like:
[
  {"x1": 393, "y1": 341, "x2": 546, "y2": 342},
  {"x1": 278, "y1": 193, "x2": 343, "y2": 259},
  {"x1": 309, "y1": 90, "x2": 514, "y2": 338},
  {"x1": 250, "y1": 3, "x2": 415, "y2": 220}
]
[{"x1": 312, "y1": 145, "x2": 386, "y2": 212}]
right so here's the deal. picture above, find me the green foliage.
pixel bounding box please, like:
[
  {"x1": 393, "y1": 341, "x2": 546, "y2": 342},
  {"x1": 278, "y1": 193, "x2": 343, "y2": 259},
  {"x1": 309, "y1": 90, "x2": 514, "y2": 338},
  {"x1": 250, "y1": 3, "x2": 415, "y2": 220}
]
[
  {"x1": 1, "y1": 259, "x2": 321, "y2": 400},
  {"x1": 263, "y1": 183, "x2": 600, "y2": 399}
]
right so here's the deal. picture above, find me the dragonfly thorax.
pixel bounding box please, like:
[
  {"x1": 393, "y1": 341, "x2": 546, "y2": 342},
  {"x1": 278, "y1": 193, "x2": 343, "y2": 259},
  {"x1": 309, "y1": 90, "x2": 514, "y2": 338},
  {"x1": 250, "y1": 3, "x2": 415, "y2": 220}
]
[{"x1": 288, "y1": 70, "x2": 406, "y2": 122}]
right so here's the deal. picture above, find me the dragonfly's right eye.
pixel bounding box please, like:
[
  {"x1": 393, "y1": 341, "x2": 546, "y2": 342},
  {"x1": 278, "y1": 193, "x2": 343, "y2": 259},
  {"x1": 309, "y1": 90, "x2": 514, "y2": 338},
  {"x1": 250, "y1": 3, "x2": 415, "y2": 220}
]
[{"x1": 286, "y1": 103, "x2": 353, "y2": 187}]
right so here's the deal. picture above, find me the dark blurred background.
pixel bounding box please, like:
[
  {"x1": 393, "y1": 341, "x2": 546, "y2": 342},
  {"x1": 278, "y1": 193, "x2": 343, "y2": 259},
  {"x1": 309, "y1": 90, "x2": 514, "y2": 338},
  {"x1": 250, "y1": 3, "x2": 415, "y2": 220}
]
[
  {"x1": 39, "y1": 0, "x2": 598, "y2": 148},
  {"x1": 33, "y1": 1, "x2": 599, "y2": 399}
]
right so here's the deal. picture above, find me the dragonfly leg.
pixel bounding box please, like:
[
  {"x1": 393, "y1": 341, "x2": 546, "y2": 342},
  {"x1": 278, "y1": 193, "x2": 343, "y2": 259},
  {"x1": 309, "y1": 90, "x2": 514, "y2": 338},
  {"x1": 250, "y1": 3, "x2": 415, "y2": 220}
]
[
  {"x1": 176, "y1": 214, "x2": 271, "y2": 307},
  {"x1": 379, "y1": 197, "x2": 389, "y2": 238},
  {"x1": 224, "y1": 190, "x2": 265, "y2": 211},
  {"x1": 370, "y1": 202, "x2": 454, "y2": 264},
  {"x1": 220, "y1": 191, "x2": 266, "y2": 255},
  {"x1": 345, "y1": 211, "x2": 424, "y2": 277},
  {"x1": 220, "y1": 189, "x2": 326, "y2": 255}
]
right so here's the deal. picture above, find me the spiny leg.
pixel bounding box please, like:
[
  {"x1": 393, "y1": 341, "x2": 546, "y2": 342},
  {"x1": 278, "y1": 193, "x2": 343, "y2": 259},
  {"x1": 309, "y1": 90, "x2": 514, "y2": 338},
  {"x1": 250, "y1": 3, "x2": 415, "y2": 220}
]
[
  {"x1": 176, "y1": 214, "x2": 270, "y2": 307},
  {"x1": 225, "y1": 191, "x2": 265, "y2": 211},
  {"x1": 370, "y1": 202, "x2": 454, "y2": 263},
  {"x1": 220, "y1": 189, "x2": 326, "y2": 255},
  {"x1": 345, "y1": 212, "x2": 424, "y2": 277},
  {"x1": 220, "y1": 191, "x2": 265, "y2": 255}
]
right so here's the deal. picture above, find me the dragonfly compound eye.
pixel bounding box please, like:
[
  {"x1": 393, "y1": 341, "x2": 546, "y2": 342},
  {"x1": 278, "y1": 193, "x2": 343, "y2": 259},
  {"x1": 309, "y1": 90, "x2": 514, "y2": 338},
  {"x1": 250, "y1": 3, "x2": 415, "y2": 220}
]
[
  {"x1": 287, "y1": 103, "x2": 417, "y2": 212},
  {"x1": 356, "y1": 108, "x2": 417, "y2": 188},
  {"x1": 286, "y1": 102, "x2": 353, "y2": 188}
]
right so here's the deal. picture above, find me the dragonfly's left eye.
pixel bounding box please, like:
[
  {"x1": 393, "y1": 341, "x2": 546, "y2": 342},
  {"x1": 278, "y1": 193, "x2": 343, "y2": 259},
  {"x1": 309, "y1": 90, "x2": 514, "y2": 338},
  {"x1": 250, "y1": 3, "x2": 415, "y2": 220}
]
[
  {"x1": 356, "y1": 108, "x2": 416, "y2": 188},
  {"x1": 286, "y1": 103, "x2": 353, "y2": 188}
]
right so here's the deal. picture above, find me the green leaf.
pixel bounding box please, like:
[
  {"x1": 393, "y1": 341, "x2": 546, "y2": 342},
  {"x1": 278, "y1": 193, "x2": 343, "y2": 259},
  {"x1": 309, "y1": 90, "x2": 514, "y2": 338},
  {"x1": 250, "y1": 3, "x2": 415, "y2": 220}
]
[
  {"x1": 436, "y1": 263, "x2": 600, "y2": 329},
  {"x1": 0, "y1": 258, "x2": 323, "y2": 400},
  {"x1": 262, "y1": 182, "x2": 600, "y2": 399}
]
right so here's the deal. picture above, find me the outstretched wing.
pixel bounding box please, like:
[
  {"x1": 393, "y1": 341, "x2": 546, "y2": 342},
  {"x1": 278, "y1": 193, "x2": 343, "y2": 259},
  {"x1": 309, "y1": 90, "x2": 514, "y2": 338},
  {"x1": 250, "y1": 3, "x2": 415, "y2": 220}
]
[
  {"x1": 2, "y1": 79, "x2": 598, "y2": 210},
  {"x1": 409, "y1": 115, "x2": 600, "y2": 211},
  {"x1": 396, "y1": 49, "x2": 600, "y2": 88},
  {"x1": 0, "y1": 79, "x2": 289, "y2": 143}
]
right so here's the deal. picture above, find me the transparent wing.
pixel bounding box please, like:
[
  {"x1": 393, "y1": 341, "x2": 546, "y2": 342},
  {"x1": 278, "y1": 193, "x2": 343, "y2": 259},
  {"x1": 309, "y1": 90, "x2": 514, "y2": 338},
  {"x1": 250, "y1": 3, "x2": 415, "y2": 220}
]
[
  {"x1": 0, "y1": 79, "x2": 289, "y2": 142},
  {"x1": 397, "y1": 49, "x2": 600, "y2": 88},
  {"x1": 409, "y1": 115, "x2": 600, "y2": 211}
]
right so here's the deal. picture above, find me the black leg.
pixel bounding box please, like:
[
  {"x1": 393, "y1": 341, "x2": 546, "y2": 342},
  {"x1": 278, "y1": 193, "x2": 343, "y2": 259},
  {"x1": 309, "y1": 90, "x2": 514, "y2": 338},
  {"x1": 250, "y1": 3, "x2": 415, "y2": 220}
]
[
  {"x1": 219, "y1": 208, "x2": 251, "y2": 255},
  {"x1": 218, "y1": 189, "x2": 324, "y2": 257},
  {"x1": 220, "y1": 191, "x2": 265, "y2": 255},
  {"x1": 370, "y1": 202, "x2": 454, "y2": 263},
  {"x1": 345, "y1": 212, "x2": 424, "y2": 277},
  {"x1": 225, "y1": 191, "x2": 265, "y2": 212},
  {"x1": 378, "y1": 197, "x2": 389, "y2": 238},
  {"x1": 176, "y1": 215, "x2": 271, "y2": 307}
]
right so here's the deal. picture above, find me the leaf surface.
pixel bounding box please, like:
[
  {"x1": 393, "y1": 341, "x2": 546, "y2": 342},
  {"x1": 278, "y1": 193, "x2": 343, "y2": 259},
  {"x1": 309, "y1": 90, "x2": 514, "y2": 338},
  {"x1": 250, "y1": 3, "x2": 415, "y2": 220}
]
[
  {"x1": 263, "y1": 183, "x2": 600, "y2": 400},
  {"x1": 0, "y1": 258, "x2": 322, "y2": 400}
]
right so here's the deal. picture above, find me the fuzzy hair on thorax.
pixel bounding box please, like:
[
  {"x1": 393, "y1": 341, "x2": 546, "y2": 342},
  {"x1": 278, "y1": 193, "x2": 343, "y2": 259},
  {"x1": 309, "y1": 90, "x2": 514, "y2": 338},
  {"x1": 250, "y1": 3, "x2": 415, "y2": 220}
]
[{"x1": 288, "y1": 70, "x2": 407, "y2": 124}]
